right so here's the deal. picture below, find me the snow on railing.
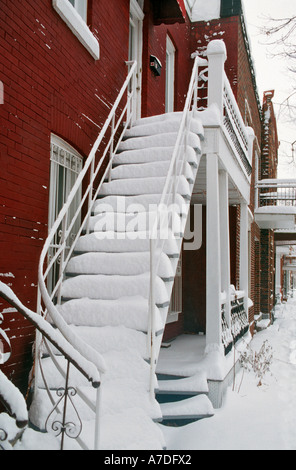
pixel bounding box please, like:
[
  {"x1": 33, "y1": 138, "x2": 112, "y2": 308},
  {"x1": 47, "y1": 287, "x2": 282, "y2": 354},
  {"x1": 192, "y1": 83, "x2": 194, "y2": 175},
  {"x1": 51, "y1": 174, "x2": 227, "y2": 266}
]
[
  {"x1": 256, "y1": 179, "x2": 296, "y2": 209},
  {"x1": 148, "y1": 55, "x2": 207, "y2": 396},
  {"x1": 221, "y1": 289, "x2": 249, "y2": 356},
  {"x1": 0, "y1": 281, "x2": 104, "y2": 450},
  {"x1": 36, "y1": 62, "x2": 137, "y2": 449},
  {"x1": 223, "y1": 74, "x2": 252, "y2": 178}
]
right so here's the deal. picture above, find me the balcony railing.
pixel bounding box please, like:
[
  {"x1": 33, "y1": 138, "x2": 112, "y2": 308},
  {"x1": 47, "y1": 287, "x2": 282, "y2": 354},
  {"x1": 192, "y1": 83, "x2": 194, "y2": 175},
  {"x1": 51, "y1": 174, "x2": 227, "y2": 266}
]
[
  {"x1": 221, "y1": 292, "x2": 249, "y2": 355},
  {"x1": 257, "y1": 179, "x2": 296, "y2": 209}
]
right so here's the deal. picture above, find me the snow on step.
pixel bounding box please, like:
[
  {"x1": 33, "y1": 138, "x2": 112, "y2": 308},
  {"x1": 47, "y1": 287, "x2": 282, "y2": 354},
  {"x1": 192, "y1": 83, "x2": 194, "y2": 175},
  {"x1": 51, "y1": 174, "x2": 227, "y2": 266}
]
[
  {"x1": 160, "y1": 395, "x2": 214, "y2": 420},
  {"x1": 118, "y1": 132, "x2": 201, "y2": 153},
  {"x1": 113, "y1": 146, "x2": 199, "y2": 167},
  {"x1": 110, "y1": 160, "x2": 195, "y2": 183},
  {"x1": 133, "y1": 111, "x2": 203, "y2": 132},
  {"x1": 157, "y1": 372, "x2": 209, "y2": 394},
  {"x1": 61, "y1": 272, "x2": 170, "y2": 307},
  {"x1": 81, "y1": 408, "x2": 165, "y2": 450},
  {"x1": 69, "y1": 325, "x2": 148, "y2": 359},
  {"x1": 66, "y1": 251, "x2": 174, "y2": 279},
  {"x1": 124, "y1": 117, "x2": 204, "y2": 140},
  {"x1": 87, "y1": 211, "x2": 185, "y2": 236},
  {"x1": 93, "y1": 193, "x2": 188, "y2": 215},
  {"x1": 99, "y1": 175, "x2": 191, "y2": 198},
  {"x1": 74, "y1": 232, "x2": 179, "y2": 257},
  {"x1": 56, "y1": 296, "x2": 163, "y2": 333}
]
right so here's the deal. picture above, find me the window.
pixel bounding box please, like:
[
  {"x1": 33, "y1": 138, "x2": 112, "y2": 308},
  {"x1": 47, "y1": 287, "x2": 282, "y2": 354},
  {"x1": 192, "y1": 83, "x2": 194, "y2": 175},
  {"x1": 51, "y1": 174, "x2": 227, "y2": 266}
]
[
  {"x1": 167, "y1": 254, "x2": 182, "y2": 324},
  {"x1": 129, "y1": 0, "x2": 144, "y2": 121},
  {"x1": 68, "y1": 0, "x2": 87, "y2": 22},
  {"x1": 48, "y1": 135, "x2": 83, "y2": 294},
  {"x1": 166, "y1": 36, "x2": 176, "y2": 113},
  {"x1": 52, "y1": 0, "x2": 100, "y2": 60}
]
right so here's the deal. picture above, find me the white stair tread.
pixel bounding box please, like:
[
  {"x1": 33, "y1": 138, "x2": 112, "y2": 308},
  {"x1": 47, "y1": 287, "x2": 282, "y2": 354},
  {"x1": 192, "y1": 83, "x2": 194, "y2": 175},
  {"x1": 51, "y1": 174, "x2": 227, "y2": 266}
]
[
  {"x1": 66, "y1": 251, "x2": 174, "y2": 279},
  {"x1": 88, "y1": 211, "x2": 186, "y2": 235},
  {"x1": 124, "y1": 117, "x2": 204, "y2": 140},
  {"x1": 36, "y1": 349, "x2": 155, "y2": 391},
  {"x1": 111, "y1": 160, "x2": 195, "y2": 183},
  {"x1": 29, "y1": 383, "x2": 162, "y2": 434},
  {"x1": 160, "y1": 395, "x2": 214, "y2": 419},
  {"x1": 118, "y1": 131, "x2": 201, "y2": 153},
  {"x1": 74, "y1": 232, "x2": 180, "y2": 257},
  {"x1": 57, "y1": 296, "x2": 163, "y2": 332},
  {"x1": 69, "y1": 325, "x2": 148, "y2": 358},
  {"x1": 157, "y1": 372, "x2": 209, "y2": 394},
  {"x1": 61, "y1": 272, "x2": 170, "y2": 307},
  {"x1": 99, "y1": 175, "x2": 190, "y2": 198},
  {"x1": 113, "y1": 146, "x2": 198, "y2": 166},
  {"x1": 81, "y1": 408, "x2": 165, "y2": 450},
  {"x1": 93, "y1": 193, "x2": 188, "y2": 214}
]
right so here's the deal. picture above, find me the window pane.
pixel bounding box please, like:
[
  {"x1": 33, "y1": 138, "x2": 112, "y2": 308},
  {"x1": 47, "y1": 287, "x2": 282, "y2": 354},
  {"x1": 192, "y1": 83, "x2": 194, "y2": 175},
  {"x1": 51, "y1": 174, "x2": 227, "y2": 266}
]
[{"x1": 68, "y1": 0, "x2": 87, "y2": 22}]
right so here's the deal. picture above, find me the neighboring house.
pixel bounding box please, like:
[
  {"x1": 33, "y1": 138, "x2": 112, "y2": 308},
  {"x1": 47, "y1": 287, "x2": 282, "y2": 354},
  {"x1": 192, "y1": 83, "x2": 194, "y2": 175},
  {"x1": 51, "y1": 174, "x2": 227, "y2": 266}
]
[{"x1": 0, "y1": 0, "x2": 288, "y2": 450}]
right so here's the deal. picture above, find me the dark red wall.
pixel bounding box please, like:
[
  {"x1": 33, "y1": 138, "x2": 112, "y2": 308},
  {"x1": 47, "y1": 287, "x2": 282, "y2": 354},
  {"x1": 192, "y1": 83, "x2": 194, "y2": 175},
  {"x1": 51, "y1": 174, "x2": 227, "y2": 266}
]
[{"x1": 0, "y1": 0, "x2": 130, "y2": 393}]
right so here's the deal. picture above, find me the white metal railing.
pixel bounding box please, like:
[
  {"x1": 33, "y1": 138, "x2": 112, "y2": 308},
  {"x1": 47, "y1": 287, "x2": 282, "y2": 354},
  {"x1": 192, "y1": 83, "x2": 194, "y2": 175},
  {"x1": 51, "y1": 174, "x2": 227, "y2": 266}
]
[
  {"x1": 257, "y1": 179, "x2": 296, "y2": 209},
  {"x1": 148, "y1": 56, "x2": 207, "y2": 397},
  {"x1": 221, "y1": 290, "x2": 249, "y2": 355},
  {"x1": 223, "y1": 73, "x2": 252, "y2": 178},
  {"x1": 36, "y1": 61, "x2": 138, "y2": 449},
  {"x1": 0, "y1": 281, "x2": 101, "y2": 450}
]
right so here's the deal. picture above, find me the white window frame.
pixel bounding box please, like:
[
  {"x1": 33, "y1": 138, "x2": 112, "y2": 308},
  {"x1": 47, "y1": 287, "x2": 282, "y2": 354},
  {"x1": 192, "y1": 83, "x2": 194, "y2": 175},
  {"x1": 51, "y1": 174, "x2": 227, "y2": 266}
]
[
  {"x1": 166, "y1": 35, "x2": 176, "y2": 114},
  {"x1": 129, "y1": 0, "x2": 144, "y2": 121},
  {"x1": 68, "y1": 0, "x2": 87, "y2": 22},
  {"x1": 167, "y1": 254, "x2": 182, "y2": 324},
  {"x1": 52, "y1": 0, "x2": 100, "y2": 60}
]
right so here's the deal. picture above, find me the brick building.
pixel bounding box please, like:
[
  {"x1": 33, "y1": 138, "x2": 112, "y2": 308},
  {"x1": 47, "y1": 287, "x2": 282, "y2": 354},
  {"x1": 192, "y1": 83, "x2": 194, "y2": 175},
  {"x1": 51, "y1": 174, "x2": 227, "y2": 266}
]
[{"x1": 0, "y1": 0, "x2": 283, "y2": 450}]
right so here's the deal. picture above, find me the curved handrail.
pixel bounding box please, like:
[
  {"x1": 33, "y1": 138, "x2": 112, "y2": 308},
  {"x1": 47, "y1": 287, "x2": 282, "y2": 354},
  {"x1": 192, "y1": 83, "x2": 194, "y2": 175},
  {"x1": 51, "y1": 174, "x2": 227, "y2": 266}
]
[
  {"x1": 0, "y1": 282, "x2": 101, "y2": 387},
  {"x1": 37, "y1": 61, "x2": 138, "y2": 375}
]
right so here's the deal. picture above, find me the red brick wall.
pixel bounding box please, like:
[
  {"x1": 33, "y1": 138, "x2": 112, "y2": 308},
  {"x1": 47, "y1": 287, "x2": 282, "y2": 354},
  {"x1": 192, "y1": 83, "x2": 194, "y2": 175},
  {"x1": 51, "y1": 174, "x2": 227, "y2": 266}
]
[
  {"x1": 142, "y1": 1, "x2": 192, "y2": 117},
  {"x1": 0, "y1": 0, "x2": 131, "y2": 394}
]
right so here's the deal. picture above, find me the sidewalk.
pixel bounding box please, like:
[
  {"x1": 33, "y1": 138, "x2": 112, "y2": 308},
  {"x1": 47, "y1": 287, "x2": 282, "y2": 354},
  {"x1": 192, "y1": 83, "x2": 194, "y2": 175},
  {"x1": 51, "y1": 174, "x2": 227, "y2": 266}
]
[{"x1": 159, "y1": 297, "x2": 296, "y2": 450}]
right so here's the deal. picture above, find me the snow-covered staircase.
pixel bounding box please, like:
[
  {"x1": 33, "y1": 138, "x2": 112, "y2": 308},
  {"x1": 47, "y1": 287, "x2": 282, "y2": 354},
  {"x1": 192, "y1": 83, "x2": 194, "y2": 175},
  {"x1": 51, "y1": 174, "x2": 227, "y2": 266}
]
[{"x1": 29, "y1": 111, "x2": 214, "y2": 449}]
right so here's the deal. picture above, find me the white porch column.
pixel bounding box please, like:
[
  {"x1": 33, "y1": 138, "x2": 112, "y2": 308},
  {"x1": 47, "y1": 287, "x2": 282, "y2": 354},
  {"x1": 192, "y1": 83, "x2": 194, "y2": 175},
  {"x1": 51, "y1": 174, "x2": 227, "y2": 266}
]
[
  {"x1": 219, "y1": 170, "x2": 231, "y2": 326},
  {"x1": 275, "y1": 251, "x2": 282, "y2": 302},
  {"x1": 240, "y1": 202, "x2": 249, "y2": 311},
  {"x1": 206, "y1": 154, "x2": 222, "y2": 350},
  {"x1": 207, "y1": 40, "x2": 227, "y2": 118}
]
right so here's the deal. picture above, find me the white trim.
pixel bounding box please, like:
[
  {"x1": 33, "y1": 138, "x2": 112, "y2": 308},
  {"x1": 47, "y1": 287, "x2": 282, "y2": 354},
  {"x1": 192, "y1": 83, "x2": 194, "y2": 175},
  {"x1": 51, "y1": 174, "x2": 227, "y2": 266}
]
[
  {"x1": 130, "y1": 0, "x2": 144, "y2": 21},
  {"x1": 129, "y1": 0, "x2": 143, "y2": 120},
  {"x1": 166, "y1": 36, "x2": 176, "y2": 114},
  {"x1": 52, "y1": 0, "x2": 100, "y2": 60}
]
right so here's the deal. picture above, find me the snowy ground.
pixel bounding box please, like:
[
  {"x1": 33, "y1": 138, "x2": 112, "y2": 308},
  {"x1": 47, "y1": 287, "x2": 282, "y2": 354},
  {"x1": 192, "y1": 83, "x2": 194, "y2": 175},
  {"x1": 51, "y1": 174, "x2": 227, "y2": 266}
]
[
  {"x1": 7, "y1": 295, "x2": 296, "y2": 451},
  {"x1": 160, "y1": 296, "x2": 296, "y2": 451}
]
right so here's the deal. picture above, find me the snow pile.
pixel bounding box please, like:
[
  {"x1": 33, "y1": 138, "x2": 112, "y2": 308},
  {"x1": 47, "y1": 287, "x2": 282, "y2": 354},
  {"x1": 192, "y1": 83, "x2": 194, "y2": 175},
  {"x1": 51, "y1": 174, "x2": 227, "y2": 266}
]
[
  {"x1": 161, "y1": 296, "x2": 296, "y2": 450},
  {"x1": 189, "y1": 0, "x2": 221, "y2": 22}
]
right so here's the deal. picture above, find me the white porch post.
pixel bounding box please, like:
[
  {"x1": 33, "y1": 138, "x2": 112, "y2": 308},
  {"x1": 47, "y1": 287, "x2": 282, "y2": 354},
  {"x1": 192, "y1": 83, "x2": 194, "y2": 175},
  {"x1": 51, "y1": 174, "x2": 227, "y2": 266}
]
[
  {"x1": 206, "y1": 154, "x2": 222, "y2": 350},
  {"x1": 275, "y1": 251, "x2": 282, "y2": 302},
  {"x1": 219, "y1": 170, "x2": 231, "y2": 326},
  {"x1": 240, "y1": 202, "x2": 249, "y2": 311},
  {"x1": 207, "y1": 40, "x2": 227, "y2": 117}
]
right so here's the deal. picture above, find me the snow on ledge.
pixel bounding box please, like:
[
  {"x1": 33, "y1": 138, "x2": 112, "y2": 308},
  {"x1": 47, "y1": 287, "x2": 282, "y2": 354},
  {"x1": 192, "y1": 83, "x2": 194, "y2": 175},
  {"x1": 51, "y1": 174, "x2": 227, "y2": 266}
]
[
  {"x1": 52, "y1": 0, "x2": 100, "y2": 60},
  {"x1": 185, "y1": 0, "x2": 221, "y2": 22}
]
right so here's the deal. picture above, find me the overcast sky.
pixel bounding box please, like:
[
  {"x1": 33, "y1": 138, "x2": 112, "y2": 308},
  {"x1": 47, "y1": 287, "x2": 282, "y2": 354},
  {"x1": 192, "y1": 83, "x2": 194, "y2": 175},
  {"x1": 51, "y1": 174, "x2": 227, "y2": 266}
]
[{"x1": 242, "y1": 0, "x2": 296, "y2": 177}]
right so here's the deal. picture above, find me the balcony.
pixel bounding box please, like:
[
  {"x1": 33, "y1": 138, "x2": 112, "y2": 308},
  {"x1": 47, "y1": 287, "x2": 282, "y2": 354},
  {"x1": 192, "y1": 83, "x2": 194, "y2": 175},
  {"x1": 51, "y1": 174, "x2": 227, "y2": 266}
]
[
  {"x1": 255, "y1": 179, "x2": 296, "y2": 230},
  {"x1": 192, "y1": 40, "x2": 254, "y2": 208}
]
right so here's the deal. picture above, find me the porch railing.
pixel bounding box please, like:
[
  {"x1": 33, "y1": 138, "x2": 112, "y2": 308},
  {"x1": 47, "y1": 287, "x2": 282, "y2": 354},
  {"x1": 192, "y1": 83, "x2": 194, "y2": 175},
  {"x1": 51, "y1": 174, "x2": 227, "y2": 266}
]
[
  {"x1": 256, "y1": 179, "x2": 296, "y2": 209},
  {"x1": 223, "y1": 73, "x2": 252, "y2": 178},
  {"x1": 221, "y1": 292, "x2": 249, "y2": 355},
  {"x1": 36, "y1": 61, "x2": 138, "y2": 449}
]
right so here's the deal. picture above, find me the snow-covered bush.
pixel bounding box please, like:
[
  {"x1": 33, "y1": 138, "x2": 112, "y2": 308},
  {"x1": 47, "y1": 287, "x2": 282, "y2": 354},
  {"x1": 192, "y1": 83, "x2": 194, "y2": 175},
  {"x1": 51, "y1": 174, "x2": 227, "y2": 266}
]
[{"x1": 239, "y1": 340, "x2": 273, "y2": 387}]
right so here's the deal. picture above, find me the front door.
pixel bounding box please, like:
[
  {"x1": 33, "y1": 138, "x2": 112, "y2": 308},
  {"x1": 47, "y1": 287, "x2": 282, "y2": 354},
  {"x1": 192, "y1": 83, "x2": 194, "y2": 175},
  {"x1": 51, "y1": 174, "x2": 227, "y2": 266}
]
[{"x1": 129, "y1": 0, "x2": 144, "y2": 121}]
